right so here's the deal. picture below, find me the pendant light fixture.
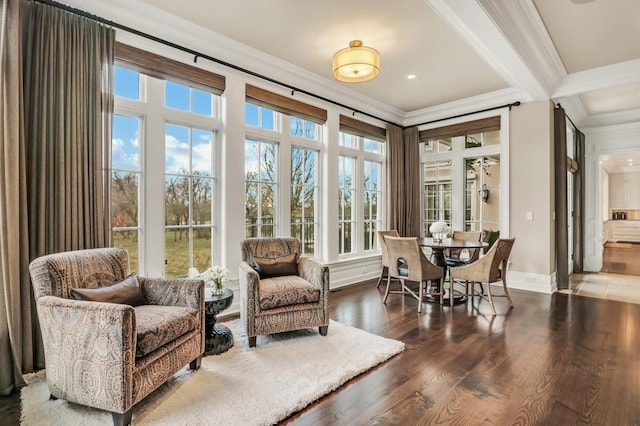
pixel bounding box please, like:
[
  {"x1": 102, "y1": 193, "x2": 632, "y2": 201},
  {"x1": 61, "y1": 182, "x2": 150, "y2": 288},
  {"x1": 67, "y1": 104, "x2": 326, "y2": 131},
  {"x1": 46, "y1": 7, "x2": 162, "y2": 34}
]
[{"x1": 332, "y1": 40, "x2": 380, "y2": 83}]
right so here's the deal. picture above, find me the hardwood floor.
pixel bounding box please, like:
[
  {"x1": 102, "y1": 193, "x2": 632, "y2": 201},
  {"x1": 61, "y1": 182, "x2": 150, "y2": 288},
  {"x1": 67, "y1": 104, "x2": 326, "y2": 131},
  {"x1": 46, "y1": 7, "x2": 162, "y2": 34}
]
[{"x1": 2, "y1": 278, "x2": 640, "y2": 425}]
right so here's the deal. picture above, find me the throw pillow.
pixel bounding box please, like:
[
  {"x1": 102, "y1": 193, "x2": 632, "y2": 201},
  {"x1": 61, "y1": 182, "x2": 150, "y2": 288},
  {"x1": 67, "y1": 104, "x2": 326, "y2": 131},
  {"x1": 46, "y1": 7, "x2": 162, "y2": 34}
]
[
  {"x1": 252, "y1": 253, "x2": 299, "y2": 279},
  {"x1": 69, "y1": 274, "x2": 146, "y2": 306}
]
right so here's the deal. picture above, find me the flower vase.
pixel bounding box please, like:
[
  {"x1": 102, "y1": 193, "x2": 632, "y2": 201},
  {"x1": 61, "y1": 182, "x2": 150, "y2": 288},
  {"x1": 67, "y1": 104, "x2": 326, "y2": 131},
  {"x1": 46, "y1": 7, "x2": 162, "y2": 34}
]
[
  {"x1": 212, "y1": 279, "x2": 224, "y2": 296},
  {"x1": 433, "y1": 232, "x2": 443, "y2": 242}
]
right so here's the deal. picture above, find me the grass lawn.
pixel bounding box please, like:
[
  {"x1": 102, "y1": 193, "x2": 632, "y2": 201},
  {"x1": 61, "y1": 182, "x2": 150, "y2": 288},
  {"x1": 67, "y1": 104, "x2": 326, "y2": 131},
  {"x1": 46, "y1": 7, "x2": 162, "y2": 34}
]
[{"x1": 113, "y1": 230, "x2": 212, "y2": 277}]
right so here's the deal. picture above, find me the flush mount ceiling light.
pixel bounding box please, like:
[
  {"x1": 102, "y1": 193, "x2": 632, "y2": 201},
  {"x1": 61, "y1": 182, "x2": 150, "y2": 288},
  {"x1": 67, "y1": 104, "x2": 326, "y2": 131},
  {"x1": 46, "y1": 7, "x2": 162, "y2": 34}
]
[{"x1": 332, "y1": 40, "x2": 380, "y2": 83}]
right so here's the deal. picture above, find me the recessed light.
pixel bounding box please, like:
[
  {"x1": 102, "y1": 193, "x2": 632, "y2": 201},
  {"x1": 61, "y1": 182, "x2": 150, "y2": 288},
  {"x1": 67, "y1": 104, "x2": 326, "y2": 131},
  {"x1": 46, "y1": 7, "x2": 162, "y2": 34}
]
[{"x1": 407, "y1": 74, "x2": 416, "y2": 80}]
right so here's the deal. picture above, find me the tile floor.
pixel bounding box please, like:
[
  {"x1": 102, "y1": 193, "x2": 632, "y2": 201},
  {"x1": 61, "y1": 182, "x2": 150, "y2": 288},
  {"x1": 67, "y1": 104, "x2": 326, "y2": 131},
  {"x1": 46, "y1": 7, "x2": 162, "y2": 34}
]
[{"x1": 560, "y1": 272, "x2": 640, "y2": 304}]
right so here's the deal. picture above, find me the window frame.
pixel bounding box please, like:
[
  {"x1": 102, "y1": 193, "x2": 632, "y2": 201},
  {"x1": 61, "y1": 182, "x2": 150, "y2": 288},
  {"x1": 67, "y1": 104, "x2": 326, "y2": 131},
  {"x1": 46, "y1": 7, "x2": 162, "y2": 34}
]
[
  {"x1": 112, "y1": 62, "x2": 223, "y2": 278},
  {"x1": 338, "y1": 131, "x2": 386, "y2": 258},
  {"x1": 419, "y1": 110, "x2": 509, "y2": 239}
]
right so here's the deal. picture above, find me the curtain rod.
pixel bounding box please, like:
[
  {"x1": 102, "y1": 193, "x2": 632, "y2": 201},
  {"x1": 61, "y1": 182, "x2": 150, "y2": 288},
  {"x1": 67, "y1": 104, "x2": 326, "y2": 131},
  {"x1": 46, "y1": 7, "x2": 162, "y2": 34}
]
[
  {"x1": 555, "y1": 104, "x2": 579, "y2": 131},
  {"x1": 411, "y1": 101, "x2": 521, "y2": 129},
  {"x1": 35, "y1": 0, "x2": 523, "y2": 132},
  {"x1": 34, "y1": 0, "x2": 403, "y2": 127}
]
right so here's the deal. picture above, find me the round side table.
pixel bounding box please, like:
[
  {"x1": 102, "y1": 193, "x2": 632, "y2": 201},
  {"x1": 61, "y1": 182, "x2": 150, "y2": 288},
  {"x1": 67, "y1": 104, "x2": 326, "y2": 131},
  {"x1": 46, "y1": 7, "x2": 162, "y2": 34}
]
[{"x1": 204, "y1": 288, "x2": 234, "y2": 355}]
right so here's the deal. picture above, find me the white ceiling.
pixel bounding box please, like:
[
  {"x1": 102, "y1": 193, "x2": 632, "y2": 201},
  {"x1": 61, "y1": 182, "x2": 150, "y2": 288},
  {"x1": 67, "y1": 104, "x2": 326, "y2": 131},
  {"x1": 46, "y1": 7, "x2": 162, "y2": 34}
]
[{"x1": 71, "y1": 0, "x2": 640, "y2": 128}]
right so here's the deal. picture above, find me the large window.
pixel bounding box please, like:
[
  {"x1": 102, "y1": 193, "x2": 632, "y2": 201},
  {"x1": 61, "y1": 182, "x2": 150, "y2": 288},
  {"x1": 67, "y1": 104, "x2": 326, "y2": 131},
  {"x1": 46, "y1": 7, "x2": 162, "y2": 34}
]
[
  {"x1": 423, "y1": 160, "x2": 452, "y2": 236},
  {"x1": 420, "y1": 115, "x2": 505, "y2": 243},
  {"x1": 338, "y1": 131, "x2": 385, "y2": 255},
  {"x1": 112, "y1": 63, "x2": 222, "y2": 277},
  {"x1": 291, "y1": 147, "x2": 318, "y2": 256},
  {"x1": 244, "y1": 98, "x2": 323, "y2": 257},
  {"x1": 244, "y1": 138, "x2": 277, "y2": 238}
]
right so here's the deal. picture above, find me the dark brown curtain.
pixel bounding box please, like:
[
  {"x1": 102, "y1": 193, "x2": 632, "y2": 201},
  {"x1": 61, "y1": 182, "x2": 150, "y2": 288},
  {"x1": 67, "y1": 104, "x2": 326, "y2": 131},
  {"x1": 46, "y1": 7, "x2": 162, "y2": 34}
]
[
  {"x1": 573, "y1": 129, "x2": 586, "y2": 273},
  {"x1": 24, "y1": 1, "x2": 115, "y2": 257},
  {"x1": 554, "y1": 106, "x2": 569, "y2": 289},
  {"x1": 386, "y1": 124, "x2": 420, "y2": 237},
  {"x1": 0, "y1": 0, "x2": 114, "y2": 394}
]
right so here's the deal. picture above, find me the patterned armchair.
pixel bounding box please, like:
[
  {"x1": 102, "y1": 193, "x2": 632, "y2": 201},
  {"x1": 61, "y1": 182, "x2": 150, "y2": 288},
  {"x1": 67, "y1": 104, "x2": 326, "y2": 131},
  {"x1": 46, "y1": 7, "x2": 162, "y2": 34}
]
[
  {"x1": 29, "y1": 248, "x2": 205, "y2": 426},
  {"x1": 239, "y1": 238, "x2": 329, "y2": 347}
]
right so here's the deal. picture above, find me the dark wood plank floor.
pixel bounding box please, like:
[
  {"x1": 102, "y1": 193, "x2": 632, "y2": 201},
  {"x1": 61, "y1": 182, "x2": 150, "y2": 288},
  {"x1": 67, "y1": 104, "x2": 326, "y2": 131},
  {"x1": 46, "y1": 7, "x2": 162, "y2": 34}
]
[{"x1": 2, "y1": 279, "x2": 639, "y2": 425}]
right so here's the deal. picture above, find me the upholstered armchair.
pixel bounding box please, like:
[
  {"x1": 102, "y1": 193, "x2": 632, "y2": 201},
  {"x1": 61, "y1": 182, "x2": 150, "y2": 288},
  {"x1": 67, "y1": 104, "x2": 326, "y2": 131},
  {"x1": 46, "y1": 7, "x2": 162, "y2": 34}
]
[
  {"x1": 239, "y1": 237, "x2": 329, "y2": 347},
  {"x1": 29, "y1": 248, "x2": 205, "y2": 426}
]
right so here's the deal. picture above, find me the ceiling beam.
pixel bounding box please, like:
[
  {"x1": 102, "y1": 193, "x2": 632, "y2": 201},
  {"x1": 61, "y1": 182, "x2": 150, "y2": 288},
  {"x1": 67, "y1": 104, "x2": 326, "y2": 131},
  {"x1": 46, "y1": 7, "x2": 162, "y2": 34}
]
[{"x1": 553, "y1": 59, "x2": 640, "y2": 98}]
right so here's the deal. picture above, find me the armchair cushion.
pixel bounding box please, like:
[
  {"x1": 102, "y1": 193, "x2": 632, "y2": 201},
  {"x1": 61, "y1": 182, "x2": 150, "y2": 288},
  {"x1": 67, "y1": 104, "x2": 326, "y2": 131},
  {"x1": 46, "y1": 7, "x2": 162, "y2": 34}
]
[
  {"x1": 252, "y1": 253, "x2": 299, "y2": 279},
  {"x1": 69, "y1": 274, "x2": 146, "y2": 306},
  {"x1": 134, "y1": 305, "x2": 200, "y2": 357},
  {"x1": 259, "y1": 275, "x2": 320, "y2": 310}
]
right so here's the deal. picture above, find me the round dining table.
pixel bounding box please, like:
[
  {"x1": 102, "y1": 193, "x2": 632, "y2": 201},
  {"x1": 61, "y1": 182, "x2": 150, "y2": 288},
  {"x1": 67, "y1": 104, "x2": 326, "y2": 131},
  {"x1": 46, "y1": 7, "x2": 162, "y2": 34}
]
[{"x1": 418, "y1": 237, "x2": 489, "y2": 304}]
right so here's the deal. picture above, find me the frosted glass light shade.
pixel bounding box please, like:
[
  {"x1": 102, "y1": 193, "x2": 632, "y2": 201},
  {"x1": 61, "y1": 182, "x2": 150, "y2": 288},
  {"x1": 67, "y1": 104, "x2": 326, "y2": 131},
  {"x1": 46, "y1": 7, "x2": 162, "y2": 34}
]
[{"x1": 332, "y1": 40, "x2": 380, "y2": 83}]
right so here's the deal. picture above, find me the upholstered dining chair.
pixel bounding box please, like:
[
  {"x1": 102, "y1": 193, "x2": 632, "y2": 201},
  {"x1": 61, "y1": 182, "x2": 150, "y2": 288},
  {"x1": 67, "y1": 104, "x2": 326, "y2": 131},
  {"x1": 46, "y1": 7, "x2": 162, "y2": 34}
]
[
  {"x1": 448, "y1": 238, "x2": 516, "y2": 314},
  {"x1": 29, "y1": 248, "x2": 205, "y2": 426},
  {"x1": 383, "y1": 236, "x2": 445, "y2": 313},
  {"x1": 238, "y1": 237, "x2": 329, "y2": 347},
  {"x1": 445, "y1": 230, "x2": 482, "y2": 267},
  {"x1": 376, "y1": 229, "x2": 400, "y2": 288}
]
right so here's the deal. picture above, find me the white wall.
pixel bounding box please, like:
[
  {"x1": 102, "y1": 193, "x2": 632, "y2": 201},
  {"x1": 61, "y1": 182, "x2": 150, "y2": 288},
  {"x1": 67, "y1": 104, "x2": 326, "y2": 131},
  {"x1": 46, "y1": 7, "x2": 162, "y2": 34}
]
[{"x1": 508, "y1": 101, "x2": 556, "y2": 293}]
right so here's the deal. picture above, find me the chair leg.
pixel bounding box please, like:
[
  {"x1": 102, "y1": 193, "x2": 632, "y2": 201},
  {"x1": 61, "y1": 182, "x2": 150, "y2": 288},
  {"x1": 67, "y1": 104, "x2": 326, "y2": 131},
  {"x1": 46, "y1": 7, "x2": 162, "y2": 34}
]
[
  {"x1": 112, "y1": 409, "x2": 133, "y2": 426},
  {"x1": 485, "y1": 282, "x2": 497, "y2": 315},
  {"x1": 417, "y1": 280, "x2": 424, "y2": 313},
  {"x1": 439, "y1": 278, "x2": 444, "y2": 305},
  {"x1": 49, "y1": 394, "x2": 58, "y2": 401},
  {"x1": 502, "y1": 278, "x2": 514, "y2": 308},
  {"x1": 189, "y1": 355, "x2": 202, "y2": 370},
  {"x1": 319, "y1": 325, "x2": 328, "y2": 336},
  {"x1": 449, "y1": 277, "x2": 455, "y2": 306},
  {"x1": 376, "y1": 266, "x2": 387, "y2": 288},
  {"x1": 383, "y1": 274, "x2": 394, "y2": 304},
  {"x1": 248, "y1": 336, "x2": 257, "y2": 347}
]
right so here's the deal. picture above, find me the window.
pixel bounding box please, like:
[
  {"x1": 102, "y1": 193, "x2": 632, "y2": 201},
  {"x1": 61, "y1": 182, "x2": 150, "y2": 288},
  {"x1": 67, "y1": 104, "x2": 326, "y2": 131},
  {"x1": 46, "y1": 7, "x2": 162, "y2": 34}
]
[
  {"x1": 338, "y1": 155, "x2": 355, "y2": 254},
  {"x1": 464, "y1": 156, "x2": 500, "y2": 234},
  {"x1": 423, "y1": 161, "x2": 452, "y2": 236},
  {"x1": 291, "y1": 147, "x2": 318, "y2": 256},
  {"x1": 338, "y1": 129, "x2": 385, "y2": 256},
  {"x1": 244, "y1": 139, "x2": 277, "y2": 238},
  {"x1": 111, "y1": 113, "x2": 141, "y2": 273},
  {"x1": 164, "y1": 123, "x2": 215, "y2": 276},
  {"x1": 363, "y1": 160, "x2": 382, "y2": 250},
  {"x1": 244, "y1": 89, "x2": 325, "y2": 257},
  {"x1": 419, "y1": 114, "x2": 505, "y2": 241},
  {"x1": 112, "y1": 63, "x2": 222, "y2": 277}
]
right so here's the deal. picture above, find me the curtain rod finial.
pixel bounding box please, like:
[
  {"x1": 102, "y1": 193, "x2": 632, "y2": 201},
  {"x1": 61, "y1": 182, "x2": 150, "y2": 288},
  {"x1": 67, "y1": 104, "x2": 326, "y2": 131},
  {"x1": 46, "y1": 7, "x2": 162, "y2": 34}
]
[{"x1": 193, "y1": 55, "x2": 199, "y2": 63}]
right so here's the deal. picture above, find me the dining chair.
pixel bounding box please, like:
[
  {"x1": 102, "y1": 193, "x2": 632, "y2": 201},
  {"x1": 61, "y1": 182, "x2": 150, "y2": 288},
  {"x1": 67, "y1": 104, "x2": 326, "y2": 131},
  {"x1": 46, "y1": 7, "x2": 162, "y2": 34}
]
[
  {"x1": 446, "y1": 231, "x2": 482, "y2": 267},
  {"x1": 383, "y1": 236, "x2": 445, "y2": 312},
  {"x1": 448, "y1": 238, "x2": 516, "y2": 315},
  {"x1": 376, "y1": 230, "x2": 400, "y2": 288}
]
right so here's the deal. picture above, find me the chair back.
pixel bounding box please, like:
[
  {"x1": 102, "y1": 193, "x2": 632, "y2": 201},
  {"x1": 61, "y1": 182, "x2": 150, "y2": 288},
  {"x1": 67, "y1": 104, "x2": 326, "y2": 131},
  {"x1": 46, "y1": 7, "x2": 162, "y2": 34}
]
[
  {"x1": 28, "y1": 248, "x2": 130, "y2": 301},
  {"x1": 378, "y1": 230, "x2": 400, "y2": 268},
  {"x1": 240, "y1": 237, "x2": 301, "y2": 265},
  {"x1": 385, "y1": 236, "x2": 443, "y2": 283},
  {"x1": 488, "y1": 238, "x2": 515, "y2": 282},
  {"x1": 450, "y1": 230, "x2": 482, "y2": 262}
]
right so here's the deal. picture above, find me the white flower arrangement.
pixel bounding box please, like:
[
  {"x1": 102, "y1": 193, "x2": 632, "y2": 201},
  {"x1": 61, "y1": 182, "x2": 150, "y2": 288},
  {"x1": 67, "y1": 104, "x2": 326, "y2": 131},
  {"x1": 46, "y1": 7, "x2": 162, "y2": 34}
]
[
  {"x1": 429, "y1": 221, "x2": 450, "y2": 235},
  {"x1": 188, "y1": 265, "x2": 229, "y2": 295},
  {"x1": 429, "y1": 221, "x2": 450, "y2": 241},
  {"x1": 209, "y1": 265, "x2": 230, "y2": 282}
]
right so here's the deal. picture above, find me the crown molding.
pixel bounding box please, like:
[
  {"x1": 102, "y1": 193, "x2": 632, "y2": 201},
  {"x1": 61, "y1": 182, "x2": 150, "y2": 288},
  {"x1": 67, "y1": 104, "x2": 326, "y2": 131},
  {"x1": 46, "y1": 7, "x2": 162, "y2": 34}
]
[
  {"x1": 59, "y1": 0, "x2": 405, "y2": 125},
  {"x1": 580, "y1": 108, "x2": 640, "y2": 129},
  {"x1": 553, "y1": 59, "x2": 640, "y2": 98},
  {"x1": 403, "y1": 87, "x2": 528, "y2": 127},
  {"x1": 477, "y1": 0, "x2": 566, "y2": 95},
  {"x1": 426, "y1": 0, "x2": 550, "y2": 101}
]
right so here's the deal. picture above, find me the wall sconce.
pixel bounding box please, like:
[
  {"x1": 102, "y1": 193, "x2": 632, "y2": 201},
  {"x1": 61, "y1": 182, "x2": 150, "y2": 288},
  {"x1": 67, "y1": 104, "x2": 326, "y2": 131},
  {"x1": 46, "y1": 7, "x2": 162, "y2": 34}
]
[{"x1": 481, "y1": 184, "x2": 490, "y2": 203}]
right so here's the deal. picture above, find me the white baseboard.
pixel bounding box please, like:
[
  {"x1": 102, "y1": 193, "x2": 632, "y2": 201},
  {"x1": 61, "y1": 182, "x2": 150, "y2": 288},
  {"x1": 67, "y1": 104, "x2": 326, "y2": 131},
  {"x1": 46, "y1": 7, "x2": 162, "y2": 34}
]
[{"x1": 506, "y1": 271, "x2": 556, "y2": 294}]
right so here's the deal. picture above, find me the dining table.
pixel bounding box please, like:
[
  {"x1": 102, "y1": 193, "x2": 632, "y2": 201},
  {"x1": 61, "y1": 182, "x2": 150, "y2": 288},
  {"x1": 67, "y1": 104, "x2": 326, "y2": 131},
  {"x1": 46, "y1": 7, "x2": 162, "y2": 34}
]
[{"x1": 418, "y1": 237, "x2": 489, "y2": 304}]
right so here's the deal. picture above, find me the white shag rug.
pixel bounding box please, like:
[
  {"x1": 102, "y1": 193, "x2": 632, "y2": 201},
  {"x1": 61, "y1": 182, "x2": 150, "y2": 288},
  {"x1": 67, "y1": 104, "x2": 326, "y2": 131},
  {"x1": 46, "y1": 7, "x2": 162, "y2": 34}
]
[{"x1": 21, "y1": 319, "x2": 404, "y2": 425}]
